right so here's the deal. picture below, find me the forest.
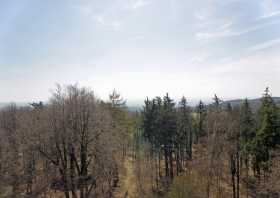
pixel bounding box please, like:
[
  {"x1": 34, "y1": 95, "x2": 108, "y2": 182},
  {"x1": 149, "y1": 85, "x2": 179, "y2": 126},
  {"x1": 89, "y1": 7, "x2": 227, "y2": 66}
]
[{"x1": 0, "y1": 84, "x2": 280, "y2": 198}]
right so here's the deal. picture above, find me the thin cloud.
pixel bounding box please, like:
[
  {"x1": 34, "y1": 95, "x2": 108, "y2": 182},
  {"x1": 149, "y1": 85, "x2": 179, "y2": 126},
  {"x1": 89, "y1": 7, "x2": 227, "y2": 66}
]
[
  {"x1": 195, "y1": 12, "x2": 208, "y2": 21},
  {"x1": 91, "y1": 14, "x2": 122, "y2": 31},
  {"x1": 93, "y1": 15, "x2": 105, "y2": 25},
  {"x1": 124, "y1": 0, "x2": 151, "y2": 10},
  {"x1": 196, "y1": 20, "x2": 280, "y2": 40},
  {"x1": 260, "y1": 10, "x2": 280, "y2": 19},
  {"x1": 128, "y1": 35, "x2": 145, "y2": 41},
  {"x1": 132, "y1": 0, "x2": 150, "y2": 9},
  {"x1": 248, "y1": 38, "x2": 280, "y2": 52}
]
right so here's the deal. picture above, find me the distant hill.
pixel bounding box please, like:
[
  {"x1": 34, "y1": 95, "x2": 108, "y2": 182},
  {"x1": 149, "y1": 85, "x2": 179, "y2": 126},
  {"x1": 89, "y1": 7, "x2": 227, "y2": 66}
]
[
  {"x1": 0, "y1": 102, "x2": 29, "y2": 109},
  {"x1": 126, "y1": 106, "x2": 140, "y2": 112},
  {"x1": 1, "y1": 98, "x2": 280, "y2": 112},
  {"x1": 222, "y1": 97, "x2": 280, "y2": 111},
  {"x1": 0, "y1": 102, "x2": 12, "y2": 109}
]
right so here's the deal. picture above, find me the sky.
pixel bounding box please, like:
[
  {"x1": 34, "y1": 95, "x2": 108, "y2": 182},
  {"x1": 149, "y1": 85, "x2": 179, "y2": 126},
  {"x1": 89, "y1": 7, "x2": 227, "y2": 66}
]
[{"x1": 0, "y1": 0, "x2": 280, "y2": 105}]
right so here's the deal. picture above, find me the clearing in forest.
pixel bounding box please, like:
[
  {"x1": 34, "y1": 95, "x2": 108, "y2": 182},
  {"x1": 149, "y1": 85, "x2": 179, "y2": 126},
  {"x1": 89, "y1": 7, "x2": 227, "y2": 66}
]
[{"x1": 114, "y1": 157, "x2": 137, "y2": 198}]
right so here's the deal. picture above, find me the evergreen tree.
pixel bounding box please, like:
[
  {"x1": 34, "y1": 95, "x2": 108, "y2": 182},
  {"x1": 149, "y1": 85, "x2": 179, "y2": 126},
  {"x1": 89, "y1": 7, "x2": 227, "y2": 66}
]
[
  {"x1": 195, "y1": 100, "x2": 206, "y2": 140},
  {"x1": 252, "y1": 88, "x2": 280, "y2": 176},
  {"x1": 142, "y1": 94, "x2": 177, "y2": 179},
  {"x1": 142, "y1": 98, "x2": 156, "y2": 145},
  {"x1": 175, "y1": 96, "x2": 192, "y2": 174},
  {"x1": 177, "y1": 96, "x2": 192, "y2": 160},
  {"x1": 240, "y1": 98, "x2": 255, "y2": 189},
  {"x1": 162, "y1": 93, "x2": 177, "y2": 179}
]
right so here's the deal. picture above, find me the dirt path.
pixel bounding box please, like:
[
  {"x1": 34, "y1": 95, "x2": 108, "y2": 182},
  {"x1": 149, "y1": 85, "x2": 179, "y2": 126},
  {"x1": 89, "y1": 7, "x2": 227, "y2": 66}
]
[{"x1": 114, "y1": 157, "x2": 137, "y2": 198}]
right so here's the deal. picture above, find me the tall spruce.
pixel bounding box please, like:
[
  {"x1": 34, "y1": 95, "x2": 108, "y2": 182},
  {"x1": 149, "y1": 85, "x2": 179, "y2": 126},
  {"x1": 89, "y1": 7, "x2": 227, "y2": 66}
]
[
  {"x1": 162, "y1": 93, "x2": 177, "y2": 179},
  {"x1": 195, "y1": 100, "x2": 206, "y2": 141},
  {"x1": 240, "y1": 98, "x2": 255, "y2": 198},
  {"x1": 252, "y1": 87, "x2": 280, "y2": 176},
  {"x1": 176, "y1": 96, "x2": 192, "y2": 174},
  {"x1": 177, "y1": 96, "x2": 192, "y2": 160}
]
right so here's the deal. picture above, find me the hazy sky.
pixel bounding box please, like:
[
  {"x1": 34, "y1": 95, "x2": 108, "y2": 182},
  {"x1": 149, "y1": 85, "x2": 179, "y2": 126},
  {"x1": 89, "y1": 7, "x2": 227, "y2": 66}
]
[{"x1": 0, "y1": 0, "x2": 280, "y2": 104}]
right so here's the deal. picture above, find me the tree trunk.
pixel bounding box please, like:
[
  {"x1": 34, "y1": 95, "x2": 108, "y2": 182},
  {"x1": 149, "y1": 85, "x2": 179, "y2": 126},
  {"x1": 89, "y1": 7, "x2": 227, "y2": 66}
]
[
  {"x1": 169, "y1": 147, "x2": 173, "y2": 179},
  {"x1": 189, "y1": 129, "x2": 193, "y2": 159},
  {"x1": 237, "y1": 152, "x2": 240, "y2": 198},
  {"x1": 164, "y1": 147, "x2": 169, "y2": 177},
  {"x1": 231, "y1": 154, "x2": 236, "y2": 198},
  {"x1": 245, "y1": 155, "x2": 249, "y2": 198}
]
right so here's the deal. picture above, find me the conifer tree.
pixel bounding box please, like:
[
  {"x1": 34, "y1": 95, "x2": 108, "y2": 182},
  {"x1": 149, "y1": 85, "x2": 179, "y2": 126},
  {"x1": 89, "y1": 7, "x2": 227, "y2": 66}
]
[
  {"x1": 177, "y1": 96, "x2": 192, "y2": 160},
  {"x1": 176, "y1": 96, "x2": 192, "y2": 174},
  {"x1": 162, "y1": 93, "x2": 177, "y2": 179},
  {"x1": 252, "y1": 88, "x2": 280, "y2": 177},
  {"x1": 240, "y1": 98, "x2": 255, "y2": 197},
  {"x1": 195, "y1": 100, "x2": 206, "y2": 140}
]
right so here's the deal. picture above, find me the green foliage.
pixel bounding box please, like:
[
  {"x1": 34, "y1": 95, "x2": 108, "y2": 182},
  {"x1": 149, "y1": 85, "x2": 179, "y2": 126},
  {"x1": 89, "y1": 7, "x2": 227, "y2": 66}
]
[
  {"x1": 177, "y1": 96, "x2": 193, "y2": 158},
  {"x1": 162, "y1": 93, "x2": 177, "y2": 146},
  {"x1": 240, "y1": 98, "x2": 255, "y2": 154},
  {"x1": 194, "y1": 100, "x2": 206, "y2": 140},
  {"x1": 142, "y1": 94, "x2": 177, "y2": 148},
  {"x1": 251, "y1": 88, "x2": 280, "y2": 172},
  {"x1": 142, "y1": 97, "x2": 162, "y2": 148},
  {"x1": 141, "y1": 94, "x2": 192, "y2": 178}
]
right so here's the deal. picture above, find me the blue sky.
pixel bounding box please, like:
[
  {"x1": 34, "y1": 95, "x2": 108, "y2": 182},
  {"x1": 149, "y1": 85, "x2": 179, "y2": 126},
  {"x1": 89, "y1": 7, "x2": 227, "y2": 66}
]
[{"x1": 0, "y1": 0, "x2": 280, "y2": 104}]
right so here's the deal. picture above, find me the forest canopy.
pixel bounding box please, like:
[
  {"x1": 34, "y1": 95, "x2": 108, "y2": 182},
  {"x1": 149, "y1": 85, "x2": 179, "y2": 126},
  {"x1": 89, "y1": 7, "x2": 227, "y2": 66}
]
[{"x1": 0, "y1": 85, "x2": 280, "y2": 198}]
